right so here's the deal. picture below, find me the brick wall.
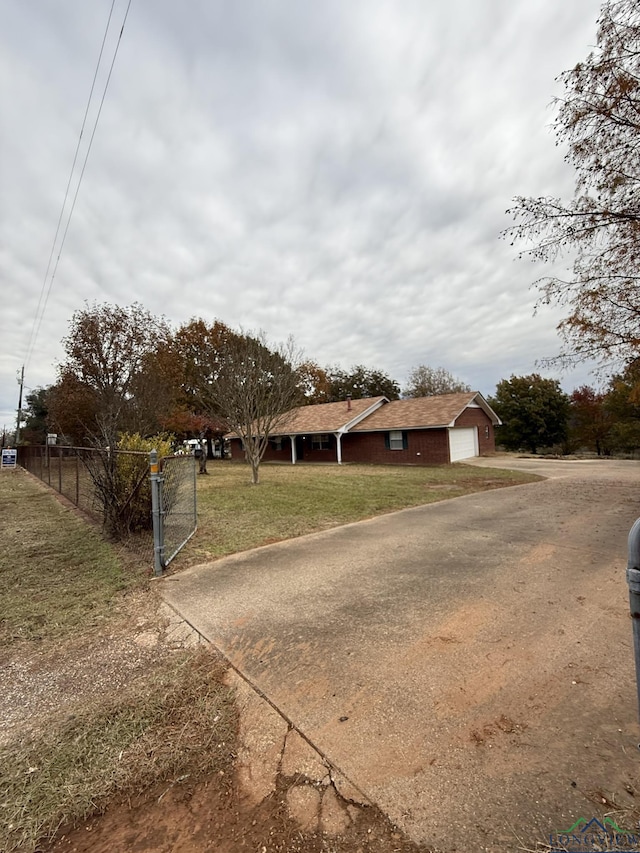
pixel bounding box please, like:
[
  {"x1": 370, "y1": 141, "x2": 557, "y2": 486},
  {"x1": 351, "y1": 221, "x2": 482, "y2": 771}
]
[
  {"x1": 230, "y1": 437, "x2": 296, "y2": 462},
  {"x1": 453, "y1": 408, "x2": 495, "y2": 455},
  {"x1": 228, "y1": 438, "x2": 244, "y2": 459},
  {"x1": 230, "y1": 436, "x2": 341, "y2": 463},
  {"x1": 261, "y1": 440, "x2": 292, "y2": 462},
  {"x1": 342, "y1": 429, "x2": 450, "y2": 465}
]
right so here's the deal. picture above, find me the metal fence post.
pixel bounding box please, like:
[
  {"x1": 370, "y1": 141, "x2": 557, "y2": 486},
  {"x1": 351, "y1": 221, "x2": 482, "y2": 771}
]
[
  {"x1": 150, "y1": 450, "x2": 165, "y2": 577},
  {"x1": 626, "y1": 518, "x2": 640, "y2": 721},
  {"x1": 193, "y1": 451, "x2": 198, "y2": 530}
]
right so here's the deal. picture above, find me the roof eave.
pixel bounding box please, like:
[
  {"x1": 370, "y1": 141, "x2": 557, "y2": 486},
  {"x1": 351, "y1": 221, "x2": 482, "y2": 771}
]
[{"x1": 468, "y1": 392, "x2": 502, "y2": 426}]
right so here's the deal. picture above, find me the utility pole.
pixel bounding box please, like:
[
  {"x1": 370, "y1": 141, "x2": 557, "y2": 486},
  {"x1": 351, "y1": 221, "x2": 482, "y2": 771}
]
[{"x1": 15, "y1": 365, "x2": 24, "y2": 445}]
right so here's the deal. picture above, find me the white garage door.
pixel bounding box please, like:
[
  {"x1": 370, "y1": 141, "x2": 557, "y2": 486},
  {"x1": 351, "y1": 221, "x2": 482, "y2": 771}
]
[{"x1": 449, "y1": 427, "x2": 478, "y2": 462}]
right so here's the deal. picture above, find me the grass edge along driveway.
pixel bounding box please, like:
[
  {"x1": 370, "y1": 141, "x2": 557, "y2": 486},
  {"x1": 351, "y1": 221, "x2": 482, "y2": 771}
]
[{"x1": 184, "y1": 461, "x2": 541, "y2": 567}]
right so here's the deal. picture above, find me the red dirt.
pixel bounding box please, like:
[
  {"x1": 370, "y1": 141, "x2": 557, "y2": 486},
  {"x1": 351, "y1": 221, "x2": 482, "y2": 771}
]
[{"x1": 47, "y1": 770, "x2": 430, "y2": 853}]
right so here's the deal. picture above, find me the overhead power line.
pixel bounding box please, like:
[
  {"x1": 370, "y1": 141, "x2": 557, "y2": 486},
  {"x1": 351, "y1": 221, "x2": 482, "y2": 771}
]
[
  {"x1": 23, "y1": 0, "x2": 117, "y2": 369},
  {"x1": 24, "y1": 0, "x2": 133, "y2": 373}
]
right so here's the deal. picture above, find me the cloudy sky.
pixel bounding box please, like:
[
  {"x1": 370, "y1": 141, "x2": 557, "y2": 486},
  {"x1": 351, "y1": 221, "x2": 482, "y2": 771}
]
[{"x1": 1, "y1": 0, "x2": 605, "y2": 430}]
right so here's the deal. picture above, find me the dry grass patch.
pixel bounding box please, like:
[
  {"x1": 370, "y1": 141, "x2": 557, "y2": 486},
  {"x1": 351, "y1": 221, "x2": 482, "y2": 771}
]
[
  {"x1": 0, "y1": 470, "x2": 143, "y2": 647},
  {"x1": 0, "y1": 470, "x2": 237, "y2": 853},
  {"x1": 0, "y1": 649, "x2": 236, "y2": 853},
  {"x1": 183, "y1": 461, "x2": 540, "y2": 564}
]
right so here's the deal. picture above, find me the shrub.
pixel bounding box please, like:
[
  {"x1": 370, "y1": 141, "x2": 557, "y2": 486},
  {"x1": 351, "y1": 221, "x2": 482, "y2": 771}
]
[{"x1": 85, "y1": 433, "x2": 174, "y2": 539}]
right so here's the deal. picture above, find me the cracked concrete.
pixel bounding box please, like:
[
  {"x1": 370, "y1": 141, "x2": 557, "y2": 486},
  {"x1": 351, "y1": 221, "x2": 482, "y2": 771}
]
[
  {"x1": 157, "y1": 602, "x2": 204, "y2": 649},
  {"x1": 281, "y1": 728, "x2": 330, "y2": 783},
  {"x1": 159, "y1": 595, "x2": 374, "y2": 829},
  {"x1": 226, "y1": 668, "x2": 290, "y2": 805},
  {"x1": 218, "y1": 662, "x2": 374, "y2": 834}
]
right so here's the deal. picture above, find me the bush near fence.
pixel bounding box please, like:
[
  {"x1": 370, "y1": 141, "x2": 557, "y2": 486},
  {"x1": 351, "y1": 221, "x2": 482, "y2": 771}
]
[
  {"x1": 95, "y1": 434, "x2": 174, "y2": 537},
  {"x1": 18, "y1": 436, "x2": 196, "y2": 572}
]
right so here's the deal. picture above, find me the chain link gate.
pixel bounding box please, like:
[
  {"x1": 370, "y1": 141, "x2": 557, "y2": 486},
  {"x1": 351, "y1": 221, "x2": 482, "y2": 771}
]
[
  {"x1": 150, "y1": 451, "x2": 197, "y2": 575},
  {"x1": 19, "y1": 445, "x2": 197, "y2": 573}
]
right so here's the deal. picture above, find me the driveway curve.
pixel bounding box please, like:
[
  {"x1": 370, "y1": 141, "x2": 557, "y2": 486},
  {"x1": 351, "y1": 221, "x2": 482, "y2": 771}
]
[{"x1": 163, "y1": 457, "x2": 640, "y2": 852}]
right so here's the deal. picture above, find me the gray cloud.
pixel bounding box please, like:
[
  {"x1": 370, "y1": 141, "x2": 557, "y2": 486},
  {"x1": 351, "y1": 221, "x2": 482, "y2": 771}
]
[{"x1": 0, "y1": 0, "x2": 604, "y2": 428}]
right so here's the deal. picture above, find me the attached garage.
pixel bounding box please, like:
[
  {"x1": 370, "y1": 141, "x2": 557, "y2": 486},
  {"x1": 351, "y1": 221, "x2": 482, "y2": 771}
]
[{"x1": 448, "y1": 426, "x2": 479, "y2": 462}]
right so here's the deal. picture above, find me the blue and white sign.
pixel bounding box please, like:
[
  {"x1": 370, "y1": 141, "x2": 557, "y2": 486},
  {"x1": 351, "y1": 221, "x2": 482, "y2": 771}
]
[{"x1": 1, "y1": 448, "x2": 17, "y2": 469}]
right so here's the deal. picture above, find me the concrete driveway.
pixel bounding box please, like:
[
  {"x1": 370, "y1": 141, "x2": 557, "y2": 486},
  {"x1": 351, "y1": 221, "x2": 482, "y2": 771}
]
[{"x1": 162, "y1": 458, "x2": 640, "y2": 852}]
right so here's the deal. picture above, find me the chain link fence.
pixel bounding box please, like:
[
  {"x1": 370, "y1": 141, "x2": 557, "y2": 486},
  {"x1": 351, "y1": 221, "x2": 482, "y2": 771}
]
[
  {"x1": 18, "y1": 445, "x2": 197, "y2": 572},
  {"x1": 153, "y1": 454, "x2": 198, "y2": 572}
]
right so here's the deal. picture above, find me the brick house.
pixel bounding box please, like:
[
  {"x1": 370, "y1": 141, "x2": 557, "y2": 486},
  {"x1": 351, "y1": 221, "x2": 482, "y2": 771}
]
[{"x1": 227, "y1": 392, "x2": 500, "y2": 465}]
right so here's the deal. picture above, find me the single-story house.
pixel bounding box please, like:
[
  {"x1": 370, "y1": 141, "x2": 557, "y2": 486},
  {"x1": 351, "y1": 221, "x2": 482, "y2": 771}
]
[{"x1": 227, "y1": 392, "x2": 501, "y2": 465}]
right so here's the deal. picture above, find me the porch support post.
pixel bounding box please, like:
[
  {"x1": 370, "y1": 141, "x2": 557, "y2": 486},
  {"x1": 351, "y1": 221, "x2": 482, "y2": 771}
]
[
  {"x1": 290, "y1": 435, "x2": 297, "y2": 465},
  {"x1": 334, "y1": 432, "x2": 342, "y2": 465}
]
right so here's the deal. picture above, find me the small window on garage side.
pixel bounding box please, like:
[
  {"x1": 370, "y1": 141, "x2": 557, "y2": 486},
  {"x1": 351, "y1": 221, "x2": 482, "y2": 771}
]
[
  {"x1": 387, "y1": 430, "x2": 407, "y2": 450},
  {"x1": 311, "y1": 434, "x2": 331, "y2": 450}
]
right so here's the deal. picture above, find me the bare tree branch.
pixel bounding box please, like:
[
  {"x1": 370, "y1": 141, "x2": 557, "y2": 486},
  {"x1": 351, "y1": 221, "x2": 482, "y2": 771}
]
[{"x1": 504, "y1": 0, "x2": 640, "y2": 371}]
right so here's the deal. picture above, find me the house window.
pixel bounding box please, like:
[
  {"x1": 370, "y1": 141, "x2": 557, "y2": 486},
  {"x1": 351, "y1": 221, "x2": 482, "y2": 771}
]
[
  {"x1": 271, "y1": 437, "x2": 283, "y2": 451},
  {"x1": 311, "y1": 434, "x2": 331, "y2": 450},
  {"x1": 484, "y1": 426, "x2": 490, "y2": 439},
  {"x1": 388, "y1": 430, "x2": 405, "y2": 450}
]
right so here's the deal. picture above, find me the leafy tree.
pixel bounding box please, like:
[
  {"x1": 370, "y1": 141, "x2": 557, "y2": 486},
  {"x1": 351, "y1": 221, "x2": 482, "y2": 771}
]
[
  {"x1": 603, "y1": 359, "x2": 640, "y2": 453},
  {"x1": 47, "y1": 369, "x2": 101, "y2": 445},
  {"x1": 159, "y1": 408, "x2": 228, "y2": 473},
  {"x1": 327, "y1": 365, "x2": 400, "y2": 401},
  {"x1": 568, "y1": 386, "x2": 614, "y2": 455},
  {"x1": 126, "y1": 345, "x2": 184, "y2": 440},
  {"x1": 297, "y1": 361, "x2": 332, "y2": 404},
  {"x1": 21, "y1": 387, "x2": 51, "y2": 444},
  {"x1": 490, "y1": 374, "x2": 570, "y2": 453},
  {"x1": 162, "y1": 319, "x2": 248, "y2": 471},
  {"x1": 505, "y1": 0, "x2": 640, "y2": 369},
  {"x1": 170, "y1": 319, "x2": 238, "y2": 414},
  {"x1": 56, "y1": 303, "x2": 170, "y2": 445},
  {"x1": 207, "y1": 332, "x2": 302, "y2": 484},
  {"x1": 403, "y1": 365, "x2": 471, "y2": 398}
]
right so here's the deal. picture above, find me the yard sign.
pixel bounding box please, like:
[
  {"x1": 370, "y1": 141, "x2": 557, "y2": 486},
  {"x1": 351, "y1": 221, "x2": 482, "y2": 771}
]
[{"x1": 1, "y1": 448, "x2": 17, "y2": 469}]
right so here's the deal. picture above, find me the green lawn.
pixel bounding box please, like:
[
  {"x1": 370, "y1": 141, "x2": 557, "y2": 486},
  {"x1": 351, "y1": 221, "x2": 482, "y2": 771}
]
[{"x1": 183, "y1": 461, "x2": 540, "y2": 565}]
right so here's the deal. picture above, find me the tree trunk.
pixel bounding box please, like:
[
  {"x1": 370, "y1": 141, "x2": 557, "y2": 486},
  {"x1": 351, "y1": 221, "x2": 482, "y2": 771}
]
[{"x1": 198, "y1": 435, "x2": 208, "y2": 474}]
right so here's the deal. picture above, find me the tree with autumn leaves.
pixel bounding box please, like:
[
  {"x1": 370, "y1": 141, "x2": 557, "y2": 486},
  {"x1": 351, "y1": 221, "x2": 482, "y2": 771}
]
[
  {"x1": 568, "y1": 386, "x2": 614, "y2": 456},
  {"x1": 47, "y1": 303, "x2": 171, "y2": 447},
  {"x1": 498, "y1": 0, "x2": 640, "y2": 454},
  {"x1": 489, "y1": 365, "x2": 640, "y2": 456},
  {"x1": 506, "y1": 0, "x2": 640, "y2": 372},
  {"x1": 44, "y1": 304, "x2": 305, "y2": 482}
]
